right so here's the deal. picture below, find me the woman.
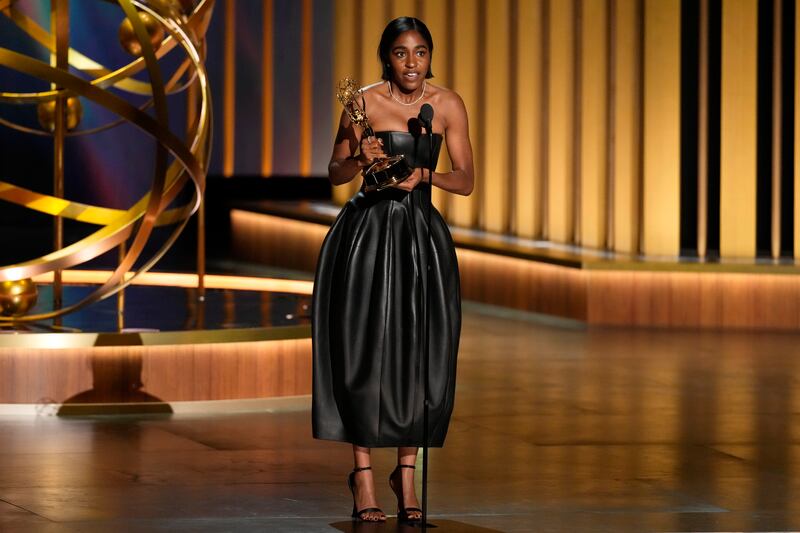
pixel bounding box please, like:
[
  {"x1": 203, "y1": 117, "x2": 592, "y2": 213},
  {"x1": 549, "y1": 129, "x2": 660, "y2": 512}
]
[{"x1": 312, "y1": 17, "x2": 474, "y2": 522}]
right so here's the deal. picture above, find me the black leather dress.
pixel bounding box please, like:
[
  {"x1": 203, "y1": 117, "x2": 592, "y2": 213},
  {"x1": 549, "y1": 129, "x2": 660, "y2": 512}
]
[{"x1": 312, "y1": 131, "x2": 460, "y2": 448}]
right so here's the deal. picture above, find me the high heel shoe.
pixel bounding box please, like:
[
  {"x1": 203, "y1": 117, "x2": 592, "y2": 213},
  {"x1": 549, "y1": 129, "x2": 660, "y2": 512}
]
[
  {"x1": 389, "y1": 464, "x2": 423, "y2": 522},
  {"x1": 347, "y1": 466, "x2": 386, "y2": 522}
]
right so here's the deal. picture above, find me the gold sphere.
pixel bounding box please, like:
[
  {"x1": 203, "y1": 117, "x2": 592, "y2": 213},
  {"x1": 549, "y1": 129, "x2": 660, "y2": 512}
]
[
  {"x1": 0, "y1": 279, "x2": 38, "y2": 317},
  {"x1": 36, "y1": 96, "x2": 83, "y2": 133},
  {"x1": 118, "y1": 12, "x2": 165, "y2": 57}
]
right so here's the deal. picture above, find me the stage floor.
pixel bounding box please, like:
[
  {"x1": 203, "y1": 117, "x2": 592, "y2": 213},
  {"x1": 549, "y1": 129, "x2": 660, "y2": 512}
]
[{"x1": 3, "y1": 303, "x2": 800, "y2": 532}]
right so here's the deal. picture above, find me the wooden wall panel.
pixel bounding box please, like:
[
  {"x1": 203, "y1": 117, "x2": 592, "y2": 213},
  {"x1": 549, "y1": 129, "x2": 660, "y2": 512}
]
[
  {"x1": 449, "y1": 0, "x2": 480, "y2": 228},
  {"x1": 587, "y1": 270, "x2": 800, "y2": 329},
  {"x1": 0, "y1": 339, "x2": 312, "y2": 404},
  {"x1": 358, "y1": 1, "x2": 386, "y2": 100},
  {"x1": 642, "y1": 0, "x2": 680, "y2": 256},
  {"x1": 299, "y1": 0, "x2": 313, "y2": 176},
  {"x1": 579, "y1": 0, "x2": 608, "y2": 248},
  {"x1": 514, "y1": 0, "x2": 543, "y2": 239},
  {"x1": 231, "y1": 210, "x2": 800, "y2": 331},
  {"x1": 233, "y1": 0, "x2": 794, "y2": 265},
  {"x1": 697, "y1": 273, "x2": 723, "y2": 328},
  {"x1": 231, "y1": 210, "x2": 328, "y2": 272},
  {"x1": 331, "y1": 0, "x2": 358, "y2": 205},
  {"x1": 389, "y1": 0, "x2": 415, "y2": 19},
  {"x1": 720, "y1": 0, "x2": 757, "y2": 257},
  {"x1": 796, "y1": 0, "x2": 800, "y2": 260},
  {"x1": 482, "y1": 0, "x2": 512, "y2": 233},
  {"x1": 611, "y1": 0, "x2": 641, "y2": 253},
  {"x1": 456, "y1": 249, "x2": 588, "y2": 321},
  {"x1": 586, "y1": 271, "x2": 634, "y2": 324},
  {"x1": 546, "y1": 0, "x2": 576, "y2": 243}
]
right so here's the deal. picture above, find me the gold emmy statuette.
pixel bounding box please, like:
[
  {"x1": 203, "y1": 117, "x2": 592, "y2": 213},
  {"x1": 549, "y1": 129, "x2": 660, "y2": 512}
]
[
  {"x1": 0, "y1": 0, "x2": 214, "y2": 321},
  {"x1": 336, "y1": 78, "x2": 412, "y2": 192}
]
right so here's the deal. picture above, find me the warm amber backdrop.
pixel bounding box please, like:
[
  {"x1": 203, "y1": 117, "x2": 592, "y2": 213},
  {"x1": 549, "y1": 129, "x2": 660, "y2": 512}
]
[
  {"x1": 330, "y1": 0, "x2": 679, "y2": 256},
  {"x1": 323, "y1": 0, "x2": 798, "y2": 261},
  {"x1": 210, "y1": 1, "x2": 800, "y2": 261}
]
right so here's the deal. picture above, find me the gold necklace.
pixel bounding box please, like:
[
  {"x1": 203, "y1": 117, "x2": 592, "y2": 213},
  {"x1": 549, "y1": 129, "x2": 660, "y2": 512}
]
[{"x1": 388, "y1": 80, "x2": 426, "y2": 106}]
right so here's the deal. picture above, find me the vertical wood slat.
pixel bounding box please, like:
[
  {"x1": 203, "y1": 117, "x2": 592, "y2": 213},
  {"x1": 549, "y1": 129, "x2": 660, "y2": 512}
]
[
  {"x1": 540, "y1": 0, "x2": 551, "y2": 239},
  {"x1": 483, "y1": 0, "x2": 511, "y2": 233},
  {"x1": 514, "y1": 0, "x2": 543, "y2": 239},
  {"x1": 573, "y1": 0, "x2": 583, "y2": 245},
  {"x1": 449, "y1": 0, "x2": 479, "y2": 228},
  {"x1": 605, "y1": 0, "x2": 616, "y2": 250},
  {"x1": 299, "y1": 0, "x2": 313, "y2": 176},
  {"x1": 261, "y1": 0, "x2": 273, "y2": 176},
  {"x1": 422, "y1": 0, "x2": 452, "y2": 218},
  {"x1": 771, "y1": 0, "x2": 783, "y2": 259},
  {"x1": 720, "y1": 0, "x2": 757, "y2": 257},
  {"x1": 507, "y1": 0, "x2": 519, "y2": 235},
  {"x1": 697, "y1": 0, "x2": 709, "y2": 258},
  {"x1": 547, "y1": 0, "x2": 576, "y2": 243},
  {"x1": 359, "y1": 1, "x2": 386, "y2": 92},
  {"x1": 642, "y1": 0, "x2": 681, "y2": 256},
  {"x1": 796, "y1": 0, "x2": 800, "y2": 259},
  {"x1": 331, "y1": 0, "x2": 358, "y2": 204},
  {"x1": 223, "y1": 0, "x2": 236, "y2": 177},
  {"x1": 636, "y1": 0, "x2": 645, "y2": 255},
  {"x1": 579, "y1": 0, "x2": 608, "y2": 248},
  {"x1": 390, "y1": 0, "x2": 415, "y2": 18},
  {"x1": 474, "y1": 1, "x2": 487, "y2": 230}
]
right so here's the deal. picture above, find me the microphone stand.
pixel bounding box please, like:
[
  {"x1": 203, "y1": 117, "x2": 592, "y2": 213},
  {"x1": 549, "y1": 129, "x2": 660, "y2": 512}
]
[{"x1": 419, "y1": 117, "x2": 436, "y2": 530}]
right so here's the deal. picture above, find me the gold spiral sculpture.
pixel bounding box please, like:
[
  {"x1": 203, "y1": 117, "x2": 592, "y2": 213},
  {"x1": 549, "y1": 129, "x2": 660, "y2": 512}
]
[{"x1": 0, "y1": 0, "x2": 214, "y2": 321}]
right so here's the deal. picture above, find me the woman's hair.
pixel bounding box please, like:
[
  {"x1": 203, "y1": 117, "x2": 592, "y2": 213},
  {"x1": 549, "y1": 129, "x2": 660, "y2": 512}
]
[{"x1": 378, "y1": 17, "x2": 434, "y2": 81}]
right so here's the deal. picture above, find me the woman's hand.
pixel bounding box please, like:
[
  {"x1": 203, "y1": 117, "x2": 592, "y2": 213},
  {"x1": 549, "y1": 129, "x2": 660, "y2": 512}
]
[
  {"x1": 358, "y1": 136, "x2": 386, "y2": 167},
  {"x1": 392, "y1": 168, "x2": 425, "y2": 191}
]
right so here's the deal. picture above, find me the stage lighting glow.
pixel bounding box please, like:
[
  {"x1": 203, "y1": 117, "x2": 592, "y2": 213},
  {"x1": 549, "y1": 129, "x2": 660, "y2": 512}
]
[{"x1": 31, "y1": 270, "x2": 314, "y2": 295}]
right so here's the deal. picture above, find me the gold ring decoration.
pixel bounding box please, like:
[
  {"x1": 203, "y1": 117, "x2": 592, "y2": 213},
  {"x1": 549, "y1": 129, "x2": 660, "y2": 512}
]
[{"x1": 0, "y1": 0, "x2": 215, "y2": 321}]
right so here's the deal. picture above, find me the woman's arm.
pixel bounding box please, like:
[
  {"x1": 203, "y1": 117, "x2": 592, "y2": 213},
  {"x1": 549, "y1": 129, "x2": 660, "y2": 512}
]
[
  {"x1": 328, "y1": 109, "x2": 386, "y2": 185},
  {"x1": 436, "y1": 93, "x2": 474, "y2": 195},
  {"x1": 394, "y1": 92, "x2": 474, "y2": 195}
]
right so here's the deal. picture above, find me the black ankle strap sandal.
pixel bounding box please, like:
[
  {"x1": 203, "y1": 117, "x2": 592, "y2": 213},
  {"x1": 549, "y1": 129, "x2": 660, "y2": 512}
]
[
  {"x1": 347, "y1": 466, "x2": 385, "y2": 522},
  {"x1": 389, "y1": 464, "x2": 423, "y2": 522}
]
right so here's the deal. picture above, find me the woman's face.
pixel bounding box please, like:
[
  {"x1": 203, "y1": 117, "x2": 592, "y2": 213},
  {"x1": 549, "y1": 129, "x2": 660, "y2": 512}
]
[{"x1": 387, "y1": 30, "x2": 430, "y2": 92}]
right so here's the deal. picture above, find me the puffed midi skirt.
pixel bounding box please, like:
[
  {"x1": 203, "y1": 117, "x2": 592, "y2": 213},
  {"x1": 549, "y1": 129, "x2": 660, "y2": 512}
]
[{"x1": 311, "y1": 184, "x2": 460, "y2": 448}]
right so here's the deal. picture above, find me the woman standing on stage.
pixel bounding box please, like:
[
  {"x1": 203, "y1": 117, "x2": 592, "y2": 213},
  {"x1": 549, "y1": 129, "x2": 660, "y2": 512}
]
[{"x1": 312, "y1": 17, "x2": 474, "y2": 522}]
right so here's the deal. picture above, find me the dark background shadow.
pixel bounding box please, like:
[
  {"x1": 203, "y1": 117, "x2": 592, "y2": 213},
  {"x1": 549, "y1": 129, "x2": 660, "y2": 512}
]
[{"x1": 57, "y1": 349, "x2": 173, "y2": 416}]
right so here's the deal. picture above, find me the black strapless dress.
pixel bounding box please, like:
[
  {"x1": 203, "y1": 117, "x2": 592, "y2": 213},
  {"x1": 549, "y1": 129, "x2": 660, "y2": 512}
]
[{"x1": 312, "y1": 131, "x2": 460, "y2": 448}]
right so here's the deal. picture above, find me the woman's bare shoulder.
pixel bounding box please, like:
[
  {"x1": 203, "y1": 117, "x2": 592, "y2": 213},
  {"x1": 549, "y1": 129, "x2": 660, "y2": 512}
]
[
  {"x1": 426, "y1": 85, "x2": 463, "y2": 109},
  {"x1": 427, "y1": 85, "x2": 466, "y2": 127},
  {"x1": 359, "y1": 80, "x2": 387, "y2": 103}
]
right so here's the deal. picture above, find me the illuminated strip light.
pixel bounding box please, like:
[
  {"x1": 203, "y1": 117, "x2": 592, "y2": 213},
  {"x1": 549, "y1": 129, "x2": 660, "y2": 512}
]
[{"x1": 31, "y1": 270, "x2": 313, "y2": 295}]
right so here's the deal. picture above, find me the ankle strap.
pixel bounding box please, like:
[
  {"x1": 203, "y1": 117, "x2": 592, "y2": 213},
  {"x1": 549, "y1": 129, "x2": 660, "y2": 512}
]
[
  {"x1": 398, "y1": 464, "x2": 415, "y2": 469},
  {"x1": 353, "y1": 466, "x2": 372, "y2": 472}
]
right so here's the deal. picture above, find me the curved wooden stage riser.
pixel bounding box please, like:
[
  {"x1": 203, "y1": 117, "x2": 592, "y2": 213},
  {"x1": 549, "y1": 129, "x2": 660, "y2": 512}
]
[
  {"x1": 458, "y1": 251, "x2": 800, "y2": 330},
  {"x1": 0, "y1": 339, "x2": 311, "y2": 405},
  {"x1": 231, "y1": 209, "x2": 800, "y2": 331}
]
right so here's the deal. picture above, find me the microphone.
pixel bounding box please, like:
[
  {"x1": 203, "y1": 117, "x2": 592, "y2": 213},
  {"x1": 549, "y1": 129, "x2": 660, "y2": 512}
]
[{"x1": 418, "y1": 103, "x2": 434, "y2": 131}]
